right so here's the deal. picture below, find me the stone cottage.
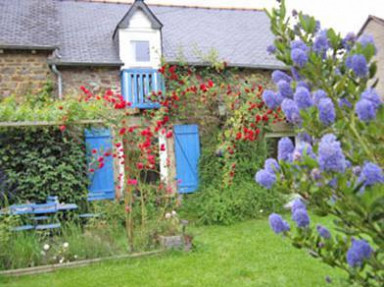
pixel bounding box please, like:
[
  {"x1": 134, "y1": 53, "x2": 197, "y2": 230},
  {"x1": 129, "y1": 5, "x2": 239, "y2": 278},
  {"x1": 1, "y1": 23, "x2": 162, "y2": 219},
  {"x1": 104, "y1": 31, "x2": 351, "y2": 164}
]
[
  {"x1": 0, "y1": 0, "x2": 283, "y2": 100},
  {"x1": 359, "y1": 15, "x2": 384, "y2": 97},
  {"x1": 0, "y1": 0, "x2": 286, "y2": 197}
]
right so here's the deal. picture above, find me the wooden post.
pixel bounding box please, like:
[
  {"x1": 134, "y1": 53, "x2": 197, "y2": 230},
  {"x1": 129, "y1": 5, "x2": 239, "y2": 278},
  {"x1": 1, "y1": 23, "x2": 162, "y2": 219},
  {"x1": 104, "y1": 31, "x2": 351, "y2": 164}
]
[
  {"x1": 123, "y1": 134, "x2": 134, "y2": 252},
  {"x1": 166, "y1": 128, "x2": 178, "y2": 195}
]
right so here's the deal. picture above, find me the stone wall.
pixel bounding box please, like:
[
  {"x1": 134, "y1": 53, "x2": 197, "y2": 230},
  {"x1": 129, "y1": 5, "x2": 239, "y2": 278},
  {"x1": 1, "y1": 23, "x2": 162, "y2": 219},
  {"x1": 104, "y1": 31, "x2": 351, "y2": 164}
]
[
  {"x1": 363, "y1": 20, "x2": 384, "y2": 98},
  {"x1": 0, "y1": 50, "x2": 54, "y2": 98},
  {"x1": 59, "y1": 66, "x2": 121, "y2": 97}
]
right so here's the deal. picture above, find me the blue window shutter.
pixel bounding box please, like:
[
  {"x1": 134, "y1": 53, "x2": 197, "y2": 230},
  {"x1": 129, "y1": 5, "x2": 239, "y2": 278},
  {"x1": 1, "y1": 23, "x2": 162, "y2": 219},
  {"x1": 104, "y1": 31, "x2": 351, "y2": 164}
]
[
  {"x1": 85, "y1": 128, "x2": 115, "y2": 201},
  {"x1": 174, "y1": 125, "x2": 200, "y2": 193},
  {"x1": 133, "y1": 41, "x2": 150, "y2": 62}
]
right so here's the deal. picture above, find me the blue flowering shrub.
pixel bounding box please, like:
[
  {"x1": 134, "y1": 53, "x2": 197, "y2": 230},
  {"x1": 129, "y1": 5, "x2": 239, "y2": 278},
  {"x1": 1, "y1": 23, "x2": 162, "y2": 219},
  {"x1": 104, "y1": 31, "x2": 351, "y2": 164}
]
[{"x1": 257, "y1": 1, "x2": 384, "y2": 286}]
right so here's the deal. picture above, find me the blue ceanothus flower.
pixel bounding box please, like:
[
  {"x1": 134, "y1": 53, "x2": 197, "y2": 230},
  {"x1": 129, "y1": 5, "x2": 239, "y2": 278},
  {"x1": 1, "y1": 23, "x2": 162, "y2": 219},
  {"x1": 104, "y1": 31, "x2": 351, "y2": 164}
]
[
  {"x1": 346, "y1": 54, "x2": 368, "y2": 77},
  {"x1": 358, "y1": 34, "x2": 377, "y2": 54},
  {"x1": 262, "y1": 90, "x2": 283, "y2": 110},
  {"x1": 339, "y1": 98, "x2": 352, "y2": 109},
  {"x1": 342, "y1": 32, "x2": 356, "y2": 51},
  {"x1": 318, "y1": 98, "x2": 336, "y2": 125},
  {"x1": 346, "y1": 239, "x2": 373, "y2": 268},
  {"x1": 356, "y1": 99, "x2": 377, "y2": 121},
  {"x1": 316, "y1": 225, "x2": 331, "y2": 239},
  {"x1": 291, "y1": 40, "x2": 309, "y2": 67},
  {"x1": 269, "y1": 213, "x2": 290, "y2": 234},
  {"x1": 255, "y1": 169, "x2": 276, "y2": 189},
  {"x1": 318, "y1": 134, "x2": 347, "y2": 173},
  {"x1": 277, "y1": 80, "x2": 293, "y2": 98},
  {"x1": 291, "y1": 199, "x2": 306, "y2": 213},
  {"x1": 272, "y1": 70, "x2": 292, "y2": 84},
  {"x1": 281, "y1": 99, "x2": 302, "y2": 124},
  {"x1": 278, "y1": 137, "x2": 294, "y2": 162},
  {"x1": 312, "y1": 89, "x2": 327, "y2": 106},
  {"x1": 267, "y1": 45, "x2": 277, "y2": 54},
  {"x1": 294, "y1": 87, "x2": 313, "y2": 110},
  {"x1": 297, "y1": 81, "x2": 310, "y2": 90},
  {"x1": 361, "y1": 88, "x2": 382, "y2": 109},
  {"x1": 293, "y1": 142, "x2": 316, "y2": 161},
  {"x1": 313, "y1": 30, "x2": 330, "y2": 57},
  {"x1": 291, "y1": 67, "x2": 301, "y2": 80},
  {"x1": 359, "y1": 162, "x2": 384, "y2": 186},
  {"x1": 292, "y1": 208, "x2": 310, "y2": 228},
  {"x1": 264, "y1": 158, "x2": 280, "y2": 174}
]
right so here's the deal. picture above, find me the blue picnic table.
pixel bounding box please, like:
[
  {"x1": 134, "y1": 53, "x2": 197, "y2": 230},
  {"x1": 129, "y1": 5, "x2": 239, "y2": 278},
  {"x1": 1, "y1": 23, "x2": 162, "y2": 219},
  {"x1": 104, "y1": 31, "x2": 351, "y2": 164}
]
[{"x1": 0, "y1": 198, "x2": 78, "y2": 231}]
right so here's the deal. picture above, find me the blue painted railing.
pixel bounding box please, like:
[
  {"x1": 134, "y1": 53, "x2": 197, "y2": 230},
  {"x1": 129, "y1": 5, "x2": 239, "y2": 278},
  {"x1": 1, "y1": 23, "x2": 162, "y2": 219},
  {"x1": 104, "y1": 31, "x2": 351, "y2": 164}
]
[{"x1": 121, "y1": 69, "x2": 165, "y2": 109}]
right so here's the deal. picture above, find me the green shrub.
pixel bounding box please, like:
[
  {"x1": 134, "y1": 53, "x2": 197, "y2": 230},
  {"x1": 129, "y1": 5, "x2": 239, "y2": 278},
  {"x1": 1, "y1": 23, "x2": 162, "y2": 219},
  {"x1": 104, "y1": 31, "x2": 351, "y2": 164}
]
[
  {"x1": 0, "y1": 127, "x2": 89, "y2": 204},
  {"x1": 182, "y1": 131, "x2": 284, "y2": 225}
]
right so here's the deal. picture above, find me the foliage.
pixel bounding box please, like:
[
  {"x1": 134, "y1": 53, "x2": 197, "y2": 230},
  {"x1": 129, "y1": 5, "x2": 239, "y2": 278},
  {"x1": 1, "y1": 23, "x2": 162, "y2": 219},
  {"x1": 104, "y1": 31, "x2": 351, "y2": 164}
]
[
  {"x1": 0, "y1": 221, "x2": 131, "y2": 270},
  {"x1": 182, "y1": 130, "x2": 284, "y2": 225},
  {"x1": 256, "y1": 1, "x2": 384, "y2": 286},
  {"x1": 0, "y1": 218, "x2": 348, "y2": 287},
  {"x1": 0, "y1": 127, "x2": 89, "y2": 204}
]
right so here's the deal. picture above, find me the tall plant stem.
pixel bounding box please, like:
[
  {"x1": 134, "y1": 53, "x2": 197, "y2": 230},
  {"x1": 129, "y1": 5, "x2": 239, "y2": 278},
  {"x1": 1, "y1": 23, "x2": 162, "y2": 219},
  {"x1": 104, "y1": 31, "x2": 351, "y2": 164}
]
[{"x1": 348, "y1": 118, "x2": 376, "y2": 163}]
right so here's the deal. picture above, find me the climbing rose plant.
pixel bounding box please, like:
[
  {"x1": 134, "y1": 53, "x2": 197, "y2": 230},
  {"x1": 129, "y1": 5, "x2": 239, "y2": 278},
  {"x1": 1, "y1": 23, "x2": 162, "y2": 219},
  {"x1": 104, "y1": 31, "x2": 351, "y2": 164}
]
[{"x1": 255, "y1": 1, "x2": 383, "y2": 286}]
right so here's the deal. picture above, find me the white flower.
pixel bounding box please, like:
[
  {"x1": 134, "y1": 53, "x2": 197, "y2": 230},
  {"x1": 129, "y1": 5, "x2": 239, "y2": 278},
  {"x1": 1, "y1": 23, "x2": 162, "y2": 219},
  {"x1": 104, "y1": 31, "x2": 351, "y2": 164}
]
[
  {"x1": 59, "y1": 258, "x2": 64, "y2": 264},
  {"x1": 40, "y1": 251, "x2": 46, "y2": 256},
  {"x1": 63, "y1": 242, "x2": 69, "y2": 248},
  {"x1": 43, "y1": 244, "x2": 50, "y2": 251},
  {"x1": 259, "y1": 209, "x2": 264, "y2": 213},
  {"x1": 74, "y1": 255, "x2": 78, "y2": 259},
  {"x1": 171, "y1": 210, "x2": 177, "y2": 217},
  {"x1": 165, "y1": 212, "x2": 171, "y2": 219}
]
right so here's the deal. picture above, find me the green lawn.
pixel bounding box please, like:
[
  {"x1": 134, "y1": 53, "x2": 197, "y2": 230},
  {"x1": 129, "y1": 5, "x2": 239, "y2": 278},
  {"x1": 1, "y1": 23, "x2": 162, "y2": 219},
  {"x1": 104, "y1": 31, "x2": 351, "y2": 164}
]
[{"x1": 0, "y1": 218, "x2": 345, "y2": 287}]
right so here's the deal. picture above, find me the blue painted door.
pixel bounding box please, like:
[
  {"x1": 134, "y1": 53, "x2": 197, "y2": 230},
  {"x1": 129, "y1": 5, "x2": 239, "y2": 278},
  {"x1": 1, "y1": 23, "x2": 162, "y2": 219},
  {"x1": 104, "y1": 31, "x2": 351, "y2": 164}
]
[
  {"x1": 174, "y1": 125, "x2": 200, "y2": 193},
  {"x1": 85, "y1": 129, "x2": 115, "y2": 201}
]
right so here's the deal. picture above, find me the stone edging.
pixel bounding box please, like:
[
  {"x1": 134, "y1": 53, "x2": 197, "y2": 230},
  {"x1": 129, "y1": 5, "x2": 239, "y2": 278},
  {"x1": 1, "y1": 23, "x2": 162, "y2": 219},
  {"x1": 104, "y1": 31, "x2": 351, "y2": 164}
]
[{"x1": 0, "y1": 250, "x2": 164, "y2": 277}]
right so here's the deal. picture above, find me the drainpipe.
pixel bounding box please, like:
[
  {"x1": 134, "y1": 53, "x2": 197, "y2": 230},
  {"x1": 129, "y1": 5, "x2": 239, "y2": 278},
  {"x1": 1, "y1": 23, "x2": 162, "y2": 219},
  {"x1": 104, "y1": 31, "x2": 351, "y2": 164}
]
[{"x1": 51, "y1": 64, "x2": 63, "y2": 99}]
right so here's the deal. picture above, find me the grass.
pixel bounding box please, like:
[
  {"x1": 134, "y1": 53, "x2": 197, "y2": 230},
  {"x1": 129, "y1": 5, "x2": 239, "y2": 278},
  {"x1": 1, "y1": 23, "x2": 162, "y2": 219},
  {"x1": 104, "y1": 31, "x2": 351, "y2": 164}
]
[{"x1": 0, "y1": 217, "x2": 346, "y2": 287}]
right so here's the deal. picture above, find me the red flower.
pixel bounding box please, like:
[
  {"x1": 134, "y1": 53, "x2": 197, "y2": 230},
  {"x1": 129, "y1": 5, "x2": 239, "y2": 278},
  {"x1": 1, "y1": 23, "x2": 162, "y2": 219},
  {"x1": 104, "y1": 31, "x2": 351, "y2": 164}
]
[
  {"x1": 92, "y1": 149, "x2": 97, "y2": 154},
  {"x1": 136, "y1": 162, "x2": 144, "y2": 170},
  {"x1": 160, "y1": 144, "x2": 166, "y2": 151},
  {"x1": 169, "y1": 65, "x2": 177, "y2": 74},
  {"x1": 97, "y1": 156, "x2": 104, "y2": 162},
  {"x1": 89, "y1": 168, "x2": 95, "y2": 173},
  {"x1": 236, "y1": 132, "x2": 242, "y2": 140},
  {"x1": 59, "y1": 125, "x2": 66, "y2": 132},
  {"x1": 119, "y1": 128, "x2": 126, "y2": 135},
  {"x1": 166, "y1": 131, "x2": 173, "y2": 138},
  {"x1": 58, "y1": 106, "x2": 63, "y2": 110},
  {"x1": 115, "y1": 143, "x2": 122, "y2": 148},
  {"x1": 207, "y1": 79, "x2": 214, "y2": 88},
  {"x1": 98, "y1": 162, "x2": 105, "y2": 169},
  {"x1": 127, "y1": 179, "x2": 138, "y2": 186}
]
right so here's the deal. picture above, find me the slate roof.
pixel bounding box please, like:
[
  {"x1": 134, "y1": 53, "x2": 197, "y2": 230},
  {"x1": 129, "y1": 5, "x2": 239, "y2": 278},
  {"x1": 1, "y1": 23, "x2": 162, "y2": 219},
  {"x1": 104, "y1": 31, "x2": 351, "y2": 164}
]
[
  {"x1": 0, "y1": 0, "x2": 284, "y2": 69},
  {"x1": 0, "y1": 0, "x2": 58, "y2": 49}
]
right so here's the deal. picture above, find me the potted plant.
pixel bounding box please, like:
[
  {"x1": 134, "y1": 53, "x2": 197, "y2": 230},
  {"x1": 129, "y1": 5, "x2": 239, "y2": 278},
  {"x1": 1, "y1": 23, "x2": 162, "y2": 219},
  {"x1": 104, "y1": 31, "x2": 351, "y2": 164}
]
[{"x1": 158, "y1": 211, "x2": 184, "y2": 249}]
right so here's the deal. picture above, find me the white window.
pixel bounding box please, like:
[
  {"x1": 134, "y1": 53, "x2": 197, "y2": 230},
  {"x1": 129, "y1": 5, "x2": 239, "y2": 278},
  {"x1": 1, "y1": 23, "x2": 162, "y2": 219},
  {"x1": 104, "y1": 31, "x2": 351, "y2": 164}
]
[{"x1": 132, "y1": 40, "x2": 150, "y2": 62}]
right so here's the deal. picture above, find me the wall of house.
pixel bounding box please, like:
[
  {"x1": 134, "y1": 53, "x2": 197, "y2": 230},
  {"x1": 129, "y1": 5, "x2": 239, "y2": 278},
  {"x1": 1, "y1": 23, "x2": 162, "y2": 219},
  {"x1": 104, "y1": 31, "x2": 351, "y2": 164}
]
[
  {"x1": 0, "y1": 50, "x2": 54, "y2": 99},
  {"x1": 363, "y1": 20, "x2": 384, "y2": 97},
  {"x1": 59, "y1": 66, "x2": 121, "y2": 97}
]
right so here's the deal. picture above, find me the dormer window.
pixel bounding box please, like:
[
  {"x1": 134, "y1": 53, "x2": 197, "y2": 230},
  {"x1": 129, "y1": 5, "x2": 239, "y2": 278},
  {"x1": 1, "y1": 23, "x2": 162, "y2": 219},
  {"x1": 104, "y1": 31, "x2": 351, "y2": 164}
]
[{"x1": 132, "y1": 40, "x2": 150, "y2": 62}]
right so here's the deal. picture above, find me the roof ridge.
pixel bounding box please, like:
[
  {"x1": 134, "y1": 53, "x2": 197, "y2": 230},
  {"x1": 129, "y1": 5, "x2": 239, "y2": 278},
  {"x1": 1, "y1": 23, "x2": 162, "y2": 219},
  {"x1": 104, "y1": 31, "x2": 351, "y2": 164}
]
[{"x1": 58, "y1": 0, "x2": 264, "y2": 12}]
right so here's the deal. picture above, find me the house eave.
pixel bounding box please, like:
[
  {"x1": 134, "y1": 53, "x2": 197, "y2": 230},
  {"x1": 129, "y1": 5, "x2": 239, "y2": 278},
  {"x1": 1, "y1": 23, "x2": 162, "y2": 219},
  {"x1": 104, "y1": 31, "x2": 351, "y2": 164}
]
[
  {"x1": 0, "y1": 44, "x2": 58, "y2": 51},
  {"x1": 47, "y1": 60, "x2": 124, "y2": 67},
  {"x1": 166, "y1": 60, "x2": 286, "y2": 70}
]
